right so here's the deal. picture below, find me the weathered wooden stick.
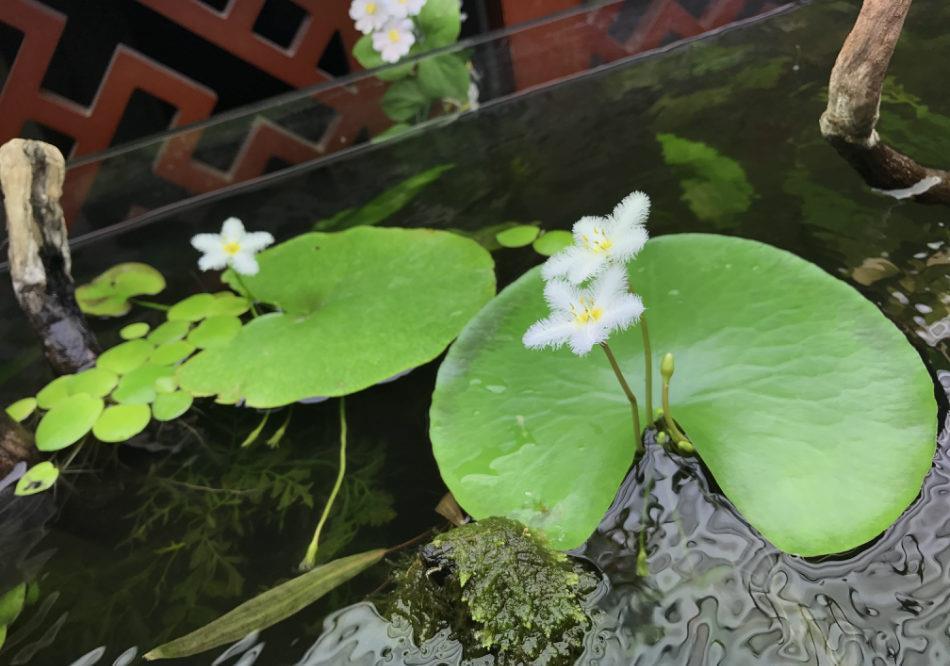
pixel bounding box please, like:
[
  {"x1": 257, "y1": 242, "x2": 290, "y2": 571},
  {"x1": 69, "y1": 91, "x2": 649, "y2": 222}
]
[
  {"x1": 1, "y1": 411, "x2": 35, "y2": 479},
  {"x1": 0, "y1": 139, "x2": 99, "y2": 374},
  {"x1": 820, "y1": 0, "x2": 950, "y2": 204}
]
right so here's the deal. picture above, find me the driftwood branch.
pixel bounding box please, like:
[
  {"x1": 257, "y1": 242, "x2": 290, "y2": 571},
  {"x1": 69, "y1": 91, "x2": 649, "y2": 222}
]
[
  {"x1": 820, "y1": 0, "x2": 950, "y2": 204},
  {"x1": 0, "y1": 139, "x2": 99, "y2": 374},
  {"x1": 1, "y1": 412, "x2": 36, "y2": 479}
]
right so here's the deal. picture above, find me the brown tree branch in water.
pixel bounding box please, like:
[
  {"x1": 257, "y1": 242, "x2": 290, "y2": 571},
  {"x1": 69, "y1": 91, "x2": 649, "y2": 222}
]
[
  {"x1": 819, "y1": 0, "x2": 950, "y2": 204},
  {"x1": 1, "y1": 411, "x2": 36, "y2": 479},
  {"x1": 0, "y1": 139, "x2": 100, "y2": 374}
]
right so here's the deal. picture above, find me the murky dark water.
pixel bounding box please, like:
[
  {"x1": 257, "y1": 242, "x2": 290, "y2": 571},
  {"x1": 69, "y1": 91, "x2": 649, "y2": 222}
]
[{"x1": 1, "y1": 0, "x2": 949, "y2": 663}]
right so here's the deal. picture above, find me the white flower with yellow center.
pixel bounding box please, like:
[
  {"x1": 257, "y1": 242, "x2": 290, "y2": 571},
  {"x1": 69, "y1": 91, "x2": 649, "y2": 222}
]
[
  {"x1": 541, "y1": 191, "x2": 650, "y2": 284},
  {"x1": 191, "y1": 217, "x2": 274, "y2": 276},
  {"x1": 384, "y1": 0, "x2": 426, "y2": 18},
  {"x1": 372, "y1": 18, "x2": 415, "y2": 63},
  {"x1": 523, "y1": 265, "x2": 644, "y2": 356},
  {"x1": 350, "y1": 0, "x2": 389, "y2": 34}
]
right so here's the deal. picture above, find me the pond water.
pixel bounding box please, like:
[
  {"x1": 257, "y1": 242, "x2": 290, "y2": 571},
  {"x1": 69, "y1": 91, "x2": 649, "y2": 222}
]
[{"x1": 1, "y1": 0, "x2": 949, "y2": 664}]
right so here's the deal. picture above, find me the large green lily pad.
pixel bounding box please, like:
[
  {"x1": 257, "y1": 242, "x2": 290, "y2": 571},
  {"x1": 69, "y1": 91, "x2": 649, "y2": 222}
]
[
  {"x1": 178, "y1": 227, "x2": 495, "y2": 407},
  {"x1": 430, "y1": 234, "x2": 938, "y2": 555}
]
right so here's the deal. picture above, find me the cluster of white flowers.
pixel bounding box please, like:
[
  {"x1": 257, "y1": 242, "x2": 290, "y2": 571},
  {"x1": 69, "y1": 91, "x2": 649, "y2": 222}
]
[
  {"x1": 192, "y1": 217, "x2": 274, "y2": 276},
  {"x1": 350, "y1": 0, "x2": 426, "y2": 63},
  {"x1": 523, "y1": 192, "x2": 651, "y2": 355}
]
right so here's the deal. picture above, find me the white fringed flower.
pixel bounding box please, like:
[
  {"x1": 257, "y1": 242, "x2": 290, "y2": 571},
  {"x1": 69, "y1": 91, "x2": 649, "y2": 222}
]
[
  {"x1": 191, "y1": 217, "x2": 274, "y2": 276},
  {"x1": 542, "y1": 191, "x2": 650, "y2": 284},
  {"x1": 372, "y1": 18, "x2": 416, "y2": 63},
  {"x1": 523, "y1": 265, "x2": 644, "y2": 356},
  {"x1": 350, "y1": 0, "x2": 389, "y2": 34},
  {"x1": 385, "y1": 0, "x2": 426, "y2": 18}
]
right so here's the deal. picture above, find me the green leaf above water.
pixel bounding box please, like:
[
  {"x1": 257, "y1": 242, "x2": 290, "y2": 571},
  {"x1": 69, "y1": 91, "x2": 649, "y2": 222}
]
[
  {"x1": 148, "y1": 320, "x2": 192, "y2": 345},
  {"x1": 76, "y1": 263, "x2": 166, "y2": 317},
  {"x1": 152, "y1": 391, "x2": 193, "y2": 422},
  {"x1": 93, "y1": 404, "x2": 151, "y2": 442},
  {"x1": 417, "y1": 0, "x2": 462, "y2": 48},
  {"x1": 5, "y1": 397, "x2": 37, "y2": 422},
  {"x1": 178, "y1": 227, "x2": 495, "y2": 408},
  {"x1": 36, "y1": 394, "x2": 103, "y2": 452},
  {"x1": 144, "y1": 548, "x2": 386, "y2": 660},
  {"x1": 120, "y1": 322, "x2": 151, "y2": 340},
  {"x1": 417, "y1": 54, "x2": 470, "y2": 102},
  {"x1": 112, "y1": 365, "x2": 175, "y2": 405},
  {"x1": 495, "y1": 225, "x2": 541, "y2": 249},
  {"x1": 14, "y1": 462, "x2": 59, "y2": 496},
  {"x1": 35, "y1": 375, "x2": 73, "y2": 410},
  {"x1": 150, "y1": 340, "x2": 195, "y2": 366},
  {"x1": 532, "y1": 230, "x2": 573, "y2": 257},
  {"x1": 69, "y1": 367, "x2": 119, "y2": 398},
  {"x1": 382, "y1": 79, "x2": 430, "y2": 122},
  {"x1": 187, "y1": 316, "x2": 242, "y2": 350},
  {"x1": 97, "y1": 339, "x2": 155, "y2": 375},
  {"x1": 430, "y1": 234, "x2": 937, "y2": 555}
]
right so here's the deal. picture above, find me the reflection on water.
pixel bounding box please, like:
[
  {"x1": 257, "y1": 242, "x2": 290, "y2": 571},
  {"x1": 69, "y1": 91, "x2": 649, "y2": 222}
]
[{"x1": 1, "y1": 0, "x2": 950, "y2": 663}]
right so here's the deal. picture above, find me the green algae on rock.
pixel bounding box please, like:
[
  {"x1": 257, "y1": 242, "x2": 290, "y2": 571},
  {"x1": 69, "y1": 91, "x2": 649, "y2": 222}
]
[{"x1": 382, "y1": 517, "x2": 599, "y2": 664}]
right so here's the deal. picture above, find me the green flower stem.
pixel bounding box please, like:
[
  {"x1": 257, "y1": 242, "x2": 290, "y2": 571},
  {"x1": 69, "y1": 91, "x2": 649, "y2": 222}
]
[
  {"x1": 231, "y1": 273, "x2": 260, "y2": 318},
  {"x1": 299, "y1": 397, "x2": 348, "y2": 572},
  {"x1": 640, "y1": 314, "x2": 654, "y2": 421},
  {"x1": 660, "y1": 353, "x2": 694, "y2": 455},
  {"x1": 129, "y1": 299, "x2": 169, "y2": 312},
  {"x1": 600, "y1": 342, "x2": 643, "y2": 454}
]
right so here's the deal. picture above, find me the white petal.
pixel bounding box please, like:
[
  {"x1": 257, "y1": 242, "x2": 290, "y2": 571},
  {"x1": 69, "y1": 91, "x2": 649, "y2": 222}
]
[
  {"x1": 230, "y1": 252, "x2": 260, "y2": 276},
  {"x1": 242, "y1": 231, "x2": 275, "y2": 253},
  {"x1": 591, "y1": 264, "x2": 630, "y2": 306},
  {"x1": 608, "y1": 224, "x2": 648, "y2": 263},
  {"x1": 572, "y1": 215, "x2": 609, "y2": 245},
  {"x1": 600, "y1": 293, "x2": 644, "y2": 333},
  {"x1": 565, "y1": 250, "x2": 606, "y2": 284},
  {"x1": 523, "y1": 315, "x2": 574, "y2": 350},
  {"x1": 221, "y1": 217, "x2": 246, "y2": 242},
  {"x1": 542, "y1": 279, "x2": 578, "y2": 314},
  {"x1": 541, "y1": 246, "x2": 582, "y2": 281},
  {"x1": 198, "y1": 249, "x2": 229, "y2": 272},
  {"x1": 611, "y1": 191, "x2": 650, "y2": 228},
  {"x1": 191, "y1": 233, "x2": 222, "y2": 253},
  {"x1": 568, "y1": 322, "x2": 606, "y2": 356}
]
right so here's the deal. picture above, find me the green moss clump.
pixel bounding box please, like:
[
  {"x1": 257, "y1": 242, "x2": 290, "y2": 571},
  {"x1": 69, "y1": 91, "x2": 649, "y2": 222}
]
[{"x1": 382, "y1": 517, "x2": 598, "y2": 664}]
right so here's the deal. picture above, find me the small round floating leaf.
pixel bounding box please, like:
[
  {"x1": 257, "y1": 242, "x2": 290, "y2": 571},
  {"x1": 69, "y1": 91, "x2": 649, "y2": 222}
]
[
  {"x1": 112, "y1": 365, "x2": 174, "y2": 405},
  {"x1": 152, "y1": 391, "x2": 193, "y2": 422},
  {"x1": 430, "y1": 234, "x2": 938, "y2": 555},
  {"x1": 97, "y1": 339, "x2": 155, "y2": 375},
  {"x1": 35, "y1": 394, "x2": 103, "y2": 452},
  {"x1": 168, "y1": 294, "x2": 218, "y2": 322},
  {"x1": 179, "y1": 227, "x2": 496, "y2": 408},
  {"x1": 531, "y1": 230, "x2": 572, "y2": 256},
  {"x1": 69, "y1": 367, "x2": 118, "y2": 398},
  {"x1": 35, "y1": 376, "x2": 74, "y2": 410},
  {"x1": 148, "y1": 320, "x2": 192, "y2": 345},
  {"x1": 495, "y1": 225, "x2": 541, "y2": 248},
  {"x1": 154, "y1": 375, "x2": 178, "y2": 394},
  {"x1": 208, "y1": 292, "x2": 251, "y2": 317},
  {"x1": 76, "y1": 263, "x2": 165, "y2": 317},
  {"x1": 120, "y1": 322, "x2": 151, "y2": 340},
  {"x1": 150, "y1": 340, "x2": 195, "y2": 366},
  {"x1": 187, "y1": 316, "x2": 242, "y2": 349},
  {"x1": 93, "y1": 404, "x2": 151, "y2": 443},
  {"x1": 6, "y1": 397, "x2": 37, "y2": 422},
  {"x1": 14, "y1": 462, "x2": 59, "y2": 496}
]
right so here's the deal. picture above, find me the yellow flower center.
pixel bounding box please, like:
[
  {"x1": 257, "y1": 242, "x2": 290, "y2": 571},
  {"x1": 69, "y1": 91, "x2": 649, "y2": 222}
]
[
  {"x1": 581, "y1": 228, "x2": 614, "y2": 254},
  {"x1": 572, "y1": 297, "x2": 603, "y2": 324},
  {"x1": 366, "y1": 2, "x2": 377, "y2": 14},
  {"x1": 388, "y1": 28, "x2": 401, "y2": 43},
  {"x1": 223, "y1": 241, "x2": 242, "y2": 255}
]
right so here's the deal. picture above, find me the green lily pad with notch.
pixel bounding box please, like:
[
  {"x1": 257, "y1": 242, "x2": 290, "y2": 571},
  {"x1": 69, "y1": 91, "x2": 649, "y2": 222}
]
[
  {"x1": 178, "y1": 227, "x2": 495, "y2": 408},
  {"x1": 495, "y1": 225, "x2": 541, "y2": 249},
  {"x1": 120, "y1": 322, "x2": 151, "y2": 340},
  {"x1": 93, "y1": 404, "x2": 151, "y2": 443},
  {"x1": 35, "y1": 394, "x2": 104, "y2": 452},
  {"x1": 112, "y1": 364, "x2": 175, "y2": 404},
  {"x1": 75, "y1": 263, "x2": 165, "y2": 317},
  {"x1": 69, "y1": 367, "x2": 118, "y2": 398},
  {"x1": 97, "y1": 339, "x2": 155, "y2": 375},
  {"x1": 532, "y1": 230, "x2": 573, "y2": 257},
  {"x1": 152, "y1": 391, "x2": 193, "y2": 422},
  {"x1": 430, "y1": 234, "x2": 938, "y2": 556},
  {"x1": 148, "y1": 320, "x2": 192, "y2": 345},
  {"x1": 150, "y1": 340, "x2": 195, "y2": 366},
  {"x1": 6, "y1": 397, "x2": 37, "y2": 422},
  {"x1": 14, "y1": 462, "x2": 59, "y2": 496},
  {"x1": 35, "y1": 375, "x2": 73, "y2": 410},
  {"x1": 187, "y1": 316, "x2": 242, "y2": 349}
]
